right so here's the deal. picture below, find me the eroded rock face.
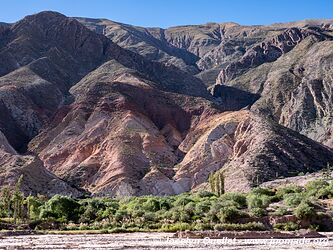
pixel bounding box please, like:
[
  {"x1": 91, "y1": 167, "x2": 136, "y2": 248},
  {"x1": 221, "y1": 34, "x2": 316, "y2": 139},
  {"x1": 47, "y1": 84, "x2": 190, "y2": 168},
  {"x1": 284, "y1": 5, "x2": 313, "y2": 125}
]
[
  {"x1": 0, "y1": 132, "x2": 82, "y2": 197},
  {"x1": 172, "y1": 111, "x2": 333, "y2": 193},
  {"x1": 222, "y1": 36, "x2": 333, "y2": 148},
  {"x1": 0, "y1": 11, "x2": 117, "y2": 150},
  {"x1": 29, "y1": 85, "x2": 333, "y2": 195},
  {"x1": 216, "y1": 28, "x2": 328, "y2": 84},
  {"x1": 1, "y1": 12, "x2": 333, "y2": 196},
  {"x1": 0, "y1": 11, "x2": 210, "y2": 152},
  {"x1": 28, "y1": 65, "x2": 218, "y2": 196}
]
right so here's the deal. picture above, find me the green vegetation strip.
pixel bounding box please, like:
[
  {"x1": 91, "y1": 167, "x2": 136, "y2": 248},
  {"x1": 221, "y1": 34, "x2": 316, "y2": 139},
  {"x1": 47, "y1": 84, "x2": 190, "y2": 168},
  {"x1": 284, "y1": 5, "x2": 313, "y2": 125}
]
[{"x1": 1, "y1": 177, "x2": 333, "y2": 233}]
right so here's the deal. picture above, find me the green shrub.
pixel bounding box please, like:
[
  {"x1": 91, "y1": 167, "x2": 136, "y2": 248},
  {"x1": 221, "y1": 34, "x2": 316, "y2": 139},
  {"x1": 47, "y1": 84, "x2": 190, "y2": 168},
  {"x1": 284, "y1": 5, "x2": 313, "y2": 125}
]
[
  {"x1": 114, "y1": 210, "x2": 129, "y2": 222},
  {"x1": 247, "y1": 194, "x2": 271, "y2": 209},
  {"x1": 219, "y1": 192, "x2": 247, "y2": 208},
  {"x1": 294, "y1": 202, "x2": 316, "y2": 220},
  {"x1": 142, "y1": 198, "x2": 161, "y2": 212},
  {"x1": 251, "y1": 187, "x2": 275, "y2": 196},
  {"x1": 195, "y1": 200, "x2": 211, "y2": 216},
  {"x1": 196, "y1": 191, "x2": 215, "y2": 198},
  {"x1": 142, "y1": 212, "x2": 157, "y2": 222},
  {"x1": 214, "y1": 222, "x2": 266, "y2": 231},
  {"x1": 26, "y1": 195, "x2": 44, "y2": 220},
  {"x1": 39, "y1": 195, "x2": 80, "y2": 222},
  {"x1": 274, "y1": 222, "x2": 299, "y2": 231},
  {"x1": 275, "y1": 185, "x2": 302, "y2": 200},
  {"x1": 79, "y1": 224, "x2": 90, "y2": 230},
  {"x1": 217, "y1": 206, "x2": 247, "y2": 223},
  {"x1": 206, "y1": 200, "x2": 224, "y2": 222},
  {"x1": 273, "y1": 207, "x2": 288, "y2": 216},
  {"x1": 173, "y1": 196, "x2": 193, "y2": 207},
  {"x1": 283, "y1": 193, "x2": 304, "y2": 207},
  {"x1": 184, "y1": 202, "x2": 196, "y2": 215},
  {"x1": 79, "y1": 198, "x2": 109, "y2": 223},
  {"x1": 194, "y1": 223, "x2": 213, "y2": 231},
  {"x1": 305, "y1": 180, "x2": 329, "y2": 198},
  {"x1": 250, "y1": 207, "x2": 267, "y2": 217}
]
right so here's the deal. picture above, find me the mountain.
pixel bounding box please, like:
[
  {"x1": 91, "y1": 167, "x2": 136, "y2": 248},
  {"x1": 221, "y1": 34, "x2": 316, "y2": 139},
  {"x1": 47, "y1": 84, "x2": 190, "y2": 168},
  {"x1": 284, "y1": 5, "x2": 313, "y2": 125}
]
[{"x1": 0, "y1": 11, "x2": 333, "y2": 196}]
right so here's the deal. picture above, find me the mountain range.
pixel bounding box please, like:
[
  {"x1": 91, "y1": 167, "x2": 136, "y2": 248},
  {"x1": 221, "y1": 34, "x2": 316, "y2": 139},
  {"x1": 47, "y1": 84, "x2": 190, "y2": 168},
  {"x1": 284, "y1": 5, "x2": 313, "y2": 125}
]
[{"x1": 1, "y1": 11, "x2": 333, "y2": 197}]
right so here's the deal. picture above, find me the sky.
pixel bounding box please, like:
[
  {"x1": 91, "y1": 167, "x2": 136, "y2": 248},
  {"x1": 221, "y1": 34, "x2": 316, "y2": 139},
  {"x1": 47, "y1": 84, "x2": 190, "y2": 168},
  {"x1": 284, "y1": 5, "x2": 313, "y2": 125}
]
[{"x1": 1, "y1": 0, "x2": 332, "y2": 28}]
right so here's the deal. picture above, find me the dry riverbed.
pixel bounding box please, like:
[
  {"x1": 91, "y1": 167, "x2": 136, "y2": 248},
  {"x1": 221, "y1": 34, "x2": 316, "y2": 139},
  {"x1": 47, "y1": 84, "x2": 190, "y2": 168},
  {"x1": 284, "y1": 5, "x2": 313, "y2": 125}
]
[{"x1": 1, "y1": 232, "x2": 333, "y2": 249}]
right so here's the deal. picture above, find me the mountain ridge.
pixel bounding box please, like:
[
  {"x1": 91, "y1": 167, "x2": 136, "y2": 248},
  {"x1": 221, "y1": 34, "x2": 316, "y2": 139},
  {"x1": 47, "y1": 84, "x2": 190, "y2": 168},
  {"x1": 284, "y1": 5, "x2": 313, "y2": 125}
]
[{"x1": 0, "y1": 11, "x2": 333, "y2": 196}]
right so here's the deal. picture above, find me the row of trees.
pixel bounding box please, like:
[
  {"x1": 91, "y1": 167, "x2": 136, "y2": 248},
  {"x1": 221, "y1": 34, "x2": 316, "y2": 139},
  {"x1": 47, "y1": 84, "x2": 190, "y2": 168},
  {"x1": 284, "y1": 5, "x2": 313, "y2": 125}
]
[
  {"x1": 1, "y1": 174, "x2": 332, "y2": 232},
  {"x1": 0, "y1": 175, "x2": 26, "y2": 223}
]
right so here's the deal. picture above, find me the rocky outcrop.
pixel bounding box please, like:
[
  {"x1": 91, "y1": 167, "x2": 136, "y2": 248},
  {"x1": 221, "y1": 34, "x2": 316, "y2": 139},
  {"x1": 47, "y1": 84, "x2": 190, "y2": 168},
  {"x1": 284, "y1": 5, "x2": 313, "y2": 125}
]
[
  {"x1": 222, "y1": 35, "x2": 333, "y2": 148},
  {"x1": 0, "y1": 131, "x2": 83, "y2": 197},
  {"x1": 216, "y1": 28, "x2": 329, "y2": 83},
  {"x1": 172, "y1": 111, "x2": 333, "y2": 193}
]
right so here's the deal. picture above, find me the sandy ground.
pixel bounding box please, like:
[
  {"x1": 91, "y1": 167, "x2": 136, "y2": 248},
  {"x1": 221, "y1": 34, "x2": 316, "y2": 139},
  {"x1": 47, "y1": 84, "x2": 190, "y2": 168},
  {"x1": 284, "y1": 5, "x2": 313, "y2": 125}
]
[{"x1": 1, "y1": 232, "x2": 333, "y2": 249}]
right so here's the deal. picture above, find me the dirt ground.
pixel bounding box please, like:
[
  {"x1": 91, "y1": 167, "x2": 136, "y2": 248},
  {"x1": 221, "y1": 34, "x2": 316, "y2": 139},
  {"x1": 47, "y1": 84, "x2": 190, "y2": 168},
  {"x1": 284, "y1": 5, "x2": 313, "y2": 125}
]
[{"x1": 1, "y1": 232, "x2": 333, "y2": 249}]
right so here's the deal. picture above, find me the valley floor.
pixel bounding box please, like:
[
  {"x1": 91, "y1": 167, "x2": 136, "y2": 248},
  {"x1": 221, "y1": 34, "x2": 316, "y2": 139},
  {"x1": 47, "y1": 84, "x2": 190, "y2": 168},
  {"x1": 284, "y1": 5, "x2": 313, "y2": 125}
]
[{"x1": 1, "y1": 232, "x2": 333, "y2": 249}]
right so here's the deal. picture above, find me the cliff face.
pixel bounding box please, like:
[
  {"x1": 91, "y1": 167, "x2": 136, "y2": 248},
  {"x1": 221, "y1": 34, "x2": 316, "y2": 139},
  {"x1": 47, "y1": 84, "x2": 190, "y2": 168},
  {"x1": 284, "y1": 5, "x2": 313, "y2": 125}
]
[
  {"x1": 221, "y1": 36, "x2": 333, "y2": 148},
  {"x1": 1, "y1": 12, "x2": 333, "y2": 196}
]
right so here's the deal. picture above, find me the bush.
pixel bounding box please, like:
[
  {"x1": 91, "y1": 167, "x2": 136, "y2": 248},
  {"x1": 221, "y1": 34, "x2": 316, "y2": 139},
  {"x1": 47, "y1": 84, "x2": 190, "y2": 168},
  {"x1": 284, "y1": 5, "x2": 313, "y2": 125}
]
[
  {"x1": 214, "y1": 222, "x2": 266, "y2": 231},
  {"x1": 173, "y1": 196, "x2": 193, "y2": 207},
  {"x1": 274, "y1": 222, "x2": 299, "y2": 231},
  {"x1": 195, "y1": 200, "x2": 211, "y2": 216},
  {"x1": 142, "y1": 198, "x2": 161, "y2": 212},
  {"x1": 184, "y1": 202, "x2": 196, "y2": 215},
  {"x1": 305, "y1": 180, "x2": 329, "y2": 198},
  {"x1": 26, "y1": 195, "x2": 44, "y2": 220},
  {"x1": 294, "y1": 202, "x2": 316, "y2": 220},
  {"x1": 219, "y1": 192, "x2": 247, "y2": 208},
  {"x1": 196, "y1": 191, "x2": 215, "y2": 198},
  {"x1": 283, "y1": 193, "x2": 304, "y2": 207},
  {"x1": 251, "y1": 187, "x2": 275, "y2": 196},
  {"x1": 79, "y1": 198, "x2": 108, "y2": 223},
  {"x1": 273, "y1": 207, "x2": 288, "y2": 216},
  {"x1": 194, "y1": 223, "x2": 213, "y2": 231},
  {"x1": 275, "y1": 185, "x2": 302, "y2": 200},
  {"x1": 114, "y1": 210, "x2": 129, "y2": 222},
  {"x1": 247, "y1": 194, "x2": 271, "y2": 209},
  {"x1": 142, "y1": 212, "x2": 157, "y2": 223},
  {"x1": 217, "y1": 206, "x2": 247, "y2": 223},
  {"x1": 39, "y1": 195, "x2": 80, "y2": 222},
  {"x1": 250, "y1": 207, "x2": 267, "y2": 217}
]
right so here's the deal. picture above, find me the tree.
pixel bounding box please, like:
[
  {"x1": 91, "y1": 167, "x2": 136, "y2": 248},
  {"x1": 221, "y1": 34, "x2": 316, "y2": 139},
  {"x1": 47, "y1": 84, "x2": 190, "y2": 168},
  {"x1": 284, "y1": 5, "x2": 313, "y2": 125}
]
[
  {"x1": 209, "y1": 171, "x2": 225, "y2": 196},
  {"x1": 12, "y1": 175, "x2": 25, "y2": 223},
  {"x1": 25, "y1": 195, "x2": 44, "y2": 220},
  {"x1": 40, "y1": 195, "x2": 80, "y2": 222},
  {"x1": 1, "y1": 187, "x2": 11, "y2": 218}
]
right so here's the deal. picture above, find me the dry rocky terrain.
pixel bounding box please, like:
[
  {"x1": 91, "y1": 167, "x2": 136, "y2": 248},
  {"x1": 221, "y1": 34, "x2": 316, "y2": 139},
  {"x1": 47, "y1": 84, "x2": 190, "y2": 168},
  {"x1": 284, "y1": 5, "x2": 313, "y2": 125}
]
[{"x1": 0, "y1": 12, "x2": 333, "y2": 196}]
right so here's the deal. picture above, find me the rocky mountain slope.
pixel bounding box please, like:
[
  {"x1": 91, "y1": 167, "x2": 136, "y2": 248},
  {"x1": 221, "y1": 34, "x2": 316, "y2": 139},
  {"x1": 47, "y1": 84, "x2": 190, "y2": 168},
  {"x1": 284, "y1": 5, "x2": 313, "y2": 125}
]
[
  {"x1": 0, "y1": 131, "x2": 83, "y2": 197},
  {"x1": 0, "y1": 11, "x2": 333, "y2": 196}
]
